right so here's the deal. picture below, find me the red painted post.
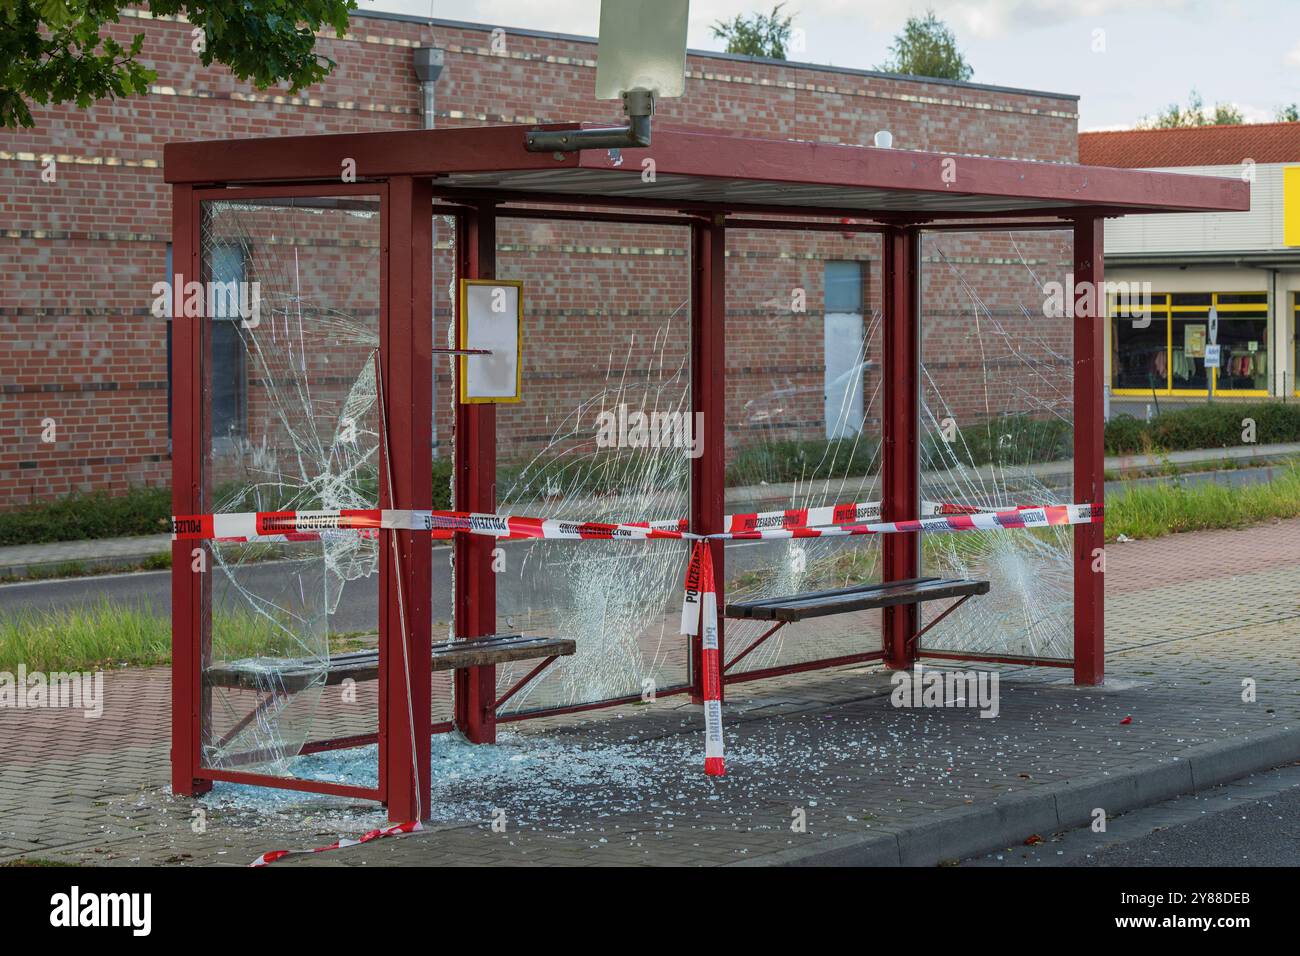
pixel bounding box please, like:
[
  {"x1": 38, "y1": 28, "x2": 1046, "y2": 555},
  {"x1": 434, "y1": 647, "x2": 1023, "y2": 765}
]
[
  {"x1": 454, "y1": 201, "x2": 499, "y2": 741},
  {"x1": 380, "y1": 177, "x2": 434, "y2": 821},
  {"x1": 170, "y1": 184, "x2": 211, "y2": 797},
  {"x1": 1073, "y1": 217, "x2": 1106, "y2": 685},
  {"x1": 690, "y1": 214, "x2": 726, "y2": 701},
  {"x1": 881, "y1": 226, "x2": 921, "y2": 669}
]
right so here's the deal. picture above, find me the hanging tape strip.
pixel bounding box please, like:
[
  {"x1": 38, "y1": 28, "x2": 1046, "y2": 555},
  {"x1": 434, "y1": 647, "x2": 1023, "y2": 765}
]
[
  {"x1": 249, "y1": 820, "x2": 421, "y2": 867},
  {"x1": 681, "y1": 541, "x2": 725, "y2": 777}
]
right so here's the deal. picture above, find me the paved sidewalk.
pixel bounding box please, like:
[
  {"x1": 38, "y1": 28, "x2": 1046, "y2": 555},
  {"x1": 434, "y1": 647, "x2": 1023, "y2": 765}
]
[
  {"x1": 0, "y1": 533, "x2": 170, "y2": 578},
  {"x1": 0, "y1": 519, "x2": 1296, "y2": 866}
]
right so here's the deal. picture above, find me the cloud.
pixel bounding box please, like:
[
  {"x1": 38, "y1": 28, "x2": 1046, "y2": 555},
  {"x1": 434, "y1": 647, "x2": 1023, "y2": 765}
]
[
  {"x1": 1286, "y1": 39, "x2": 1300, "y2": 67},
  {"x1": 912, "y1": 0, "x2": 1195, "y2": 39}
]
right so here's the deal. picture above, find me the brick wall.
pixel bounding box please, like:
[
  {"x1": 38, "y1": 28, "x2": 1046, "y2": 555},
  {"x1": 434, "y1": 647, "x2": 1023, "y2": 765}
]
[{"x1": 0, "y1": 9, "x2": 1078, "y2": 509}]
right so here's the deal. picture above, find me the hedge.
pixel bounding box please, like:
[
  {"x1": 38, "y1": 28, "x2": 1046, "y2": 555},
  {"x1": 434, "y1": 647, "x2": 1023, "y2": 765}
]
[{"x1": 1104, "y1": 402, "x2": 1300, "y2": 455}]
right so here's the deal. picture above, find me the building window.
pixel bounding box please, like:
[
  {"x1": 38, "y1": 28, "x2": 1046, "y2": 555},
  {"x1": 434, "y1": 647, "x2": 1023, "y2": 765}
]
[
  {"x1": 1294, "y1": 294, "x2": 1300, "y2": 396},
  {"x1": 166, "y1": 243, "x2": 248, "y2": 442},
  {"x1": 1111, "y1": 291, "x2": 1268, "y2": 396},
  {"x1": 823, "y1": 261, "x2": 866, "y2": 438},
  {"x1": 208, "y1": 243, "x2": 248, "y2": 442}
]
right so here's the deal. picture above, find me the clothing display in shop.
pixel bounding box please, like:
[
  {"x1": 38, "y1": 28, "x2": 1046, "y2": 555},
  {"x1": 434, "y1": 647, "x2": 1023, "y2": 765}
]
[
  {"x1": 1170, "y1": 347, "x2": 1195, "y2": 381},
  {"x1": 1217, "y1": 348, "x2": 1265, "y2": 383}
]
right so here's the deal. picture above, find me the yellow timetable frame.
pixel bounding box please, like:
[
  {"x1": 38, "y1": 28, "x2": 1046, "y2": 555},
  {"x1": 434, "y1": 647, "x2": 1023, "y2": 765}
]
[{"x1": 458, "y1": 278, "x2": 524, "y2": 404}]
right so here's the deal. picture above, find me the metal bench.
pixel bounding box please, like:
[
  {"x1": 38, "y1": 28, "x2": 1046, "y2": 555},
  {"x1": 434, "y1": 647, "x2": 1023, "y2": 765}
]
[
  {"x1": 207, "y1": 633, "x2": 576, "y2": 693},
  {"x1": 205, "y1": 634, "x2": 576, "y2": 753},
  {"x1": 724, "y1": 576, "x2": 988, "y2": 672}
]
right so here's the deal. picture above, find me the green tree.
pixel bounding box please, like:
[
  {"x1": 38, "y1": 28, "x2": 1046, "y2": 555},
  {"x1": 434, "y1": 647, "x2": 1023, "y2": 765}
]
[
  {"x1": 1276, "y1": 103, "x2": 1299, "y2": 122},
  {"x1": 876, "y1": 10, "x2": 972, "y2": 81},
  {"x1": 710, "y1": 3, "x2": 795, "y2": 59},
  {"x1": 1140, "y1": 90, "x2": 1244, "y2": 129},
  {"x1": 0, "y1": 0, "x2": 355, "y2": 128}
]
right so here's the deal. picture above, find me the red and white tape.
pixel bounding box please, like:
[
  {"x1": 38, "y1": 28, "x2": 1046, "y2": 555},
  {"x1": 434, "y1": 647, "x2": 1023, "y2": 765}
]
[
  {"x1": 680, "y1": 541, "x2": 725, "y2": 777},
  {"x1": 721, "y1": 503, "x2": 1099, "y2": 540},
  {"x1": 173, "y1": 500, "x2": 1099, "y2": 543},
  {"x1": 249, "y1": 820, "x2": 421, "y2": 867}
]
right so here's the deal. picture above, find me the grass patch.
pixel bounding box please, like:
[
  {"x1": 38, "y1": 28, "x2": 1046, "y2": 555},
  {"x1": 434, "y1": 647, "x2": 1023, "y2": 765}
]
[
  {"x1": 0, "y1": 600, "x2": 373, "y2": 673},
  {"x1": 1106, "y1": 461, "x2": 1300, "y2": 540},
  {"x1": 0, "y1": 857, "x2": 77, "y2": 867}
]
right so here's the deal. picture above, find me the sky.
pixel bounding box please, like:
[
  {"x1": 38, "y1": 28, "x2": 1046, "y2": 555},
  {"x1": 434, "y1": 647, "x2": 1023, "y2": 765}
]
[{"x1": 362, "y1": 0, "x2": 1300, "y2": 130}]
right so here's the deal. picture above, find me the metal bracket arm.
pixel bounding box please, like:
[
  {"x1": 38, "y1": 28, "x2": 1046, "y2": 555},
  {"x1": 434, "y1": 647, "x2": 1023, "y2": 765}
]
[{"x1": 526, "y1": 89, "x2": 655, "y2": 153}]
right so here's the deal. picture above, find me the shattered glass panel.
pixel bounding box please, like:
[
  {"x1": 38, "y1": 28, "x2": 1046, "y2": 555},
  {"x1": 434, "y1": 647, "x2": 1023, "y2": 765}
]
[
  {"x1": 199, "y1": 195, "x2": 383, "y2": 774},
  {"x1": 722, "y1": 231, "x2": 884, "y2": 675},
  {"x1": 918, "y1": 230, "x2": 1075, "y2": 662},
  {"x1": 489, "y1": 217, "x2": 692, "y2": 713}
]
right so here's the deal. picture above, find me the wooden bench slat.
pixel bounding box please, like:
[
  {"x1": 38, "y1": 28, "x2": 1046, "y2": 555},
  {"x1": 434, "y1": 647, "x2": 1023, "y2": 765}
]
[
  {"x1": 729, "y1": 577, "x2": 939, "y2": 611},
  {"x1": 726, "y1": 578, "x2": 989, "y2": 623},
  {"x1": 206, "y1": 634, "x2": 575, "y2": 693}
]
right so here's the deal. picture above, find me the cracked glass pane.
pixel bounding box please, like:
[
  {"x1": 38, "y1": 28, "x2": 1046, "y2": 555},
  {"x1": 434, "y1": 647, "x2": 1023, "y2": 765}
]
[
  {"x1": 918, "y1": 229, "x2": 1076, "y2": 662},
  {"x1": 198, "y1": 195, "x2": 383, "y2": 774}
]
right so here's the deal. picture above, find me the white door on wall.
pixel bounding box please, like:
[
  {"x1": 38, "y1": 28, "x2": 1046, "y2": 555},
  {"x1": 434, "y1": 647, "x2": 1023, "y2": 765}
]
[{"x1": 824, "y1": 311, "x2": 865, "y2": 438}]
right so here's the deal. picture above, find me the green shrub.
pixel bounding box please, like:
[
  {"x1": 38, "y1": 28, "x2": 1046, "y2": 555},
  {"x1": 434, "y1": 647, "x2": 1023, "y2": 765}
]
[
  {"x1": 925, "y1": 415, "x2": 1073, "y2": 470},
  {"x1": 0, "y1": 487, "x2": 172, "y2": 546},
  {"x1": 1104, "y1": 402, "x2": 1300, "y2": 455},
  {"x1": 726, "y1": 437, "x2": 882, "y2": 486},
  {"x1": 1102, "y1": 414, "x2": 1147, "y2": 455}
]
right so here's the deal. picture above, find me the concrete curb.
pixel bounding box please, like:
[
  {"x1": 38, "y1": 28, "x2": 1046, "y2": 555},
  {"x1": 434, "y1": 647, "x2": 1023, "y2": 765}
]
[{"x1": 729, "y1": 722, "x2": 1300, "y2": 867}]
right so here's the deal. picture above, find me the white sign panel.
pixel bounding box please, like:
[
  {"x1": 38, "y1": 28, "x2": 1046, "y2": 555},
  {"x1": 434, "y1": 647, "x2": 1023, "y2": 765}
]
[
  {"x1": 595, "y1": 0, "x2": 690, "y2": 100},
  {"x1": 459, "y1": 280, "x2": 522, "y2": 404},
  {"x1": 1204, "y1": 344, "x2": 1221, "y2": 369}
]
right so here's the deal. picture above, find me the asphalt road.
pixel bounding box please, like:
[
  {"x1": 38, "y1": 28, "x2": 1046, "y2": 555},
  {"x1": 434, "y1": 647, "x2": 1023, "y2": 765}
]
[
  {"x1": 962, "y1": 763, "x2": 1300, "y2": 867},
  {"x1": 0, "y1": 537, "x2": 845, "y2": 632}
]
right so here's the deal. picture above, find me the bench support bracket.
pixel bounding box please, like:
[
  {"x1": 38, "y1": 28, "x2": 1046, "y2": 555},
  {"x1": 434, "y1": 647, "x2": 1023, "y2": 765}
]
[
  {"x1": 905, "y1": 594, "x2": 972, "y2": 651},
  {"x1": 494, "y1": 655, "x2": 560, "y2": 712},
  {"x1": 722, "y1": 621, "x2": 786, "y2": 675}
]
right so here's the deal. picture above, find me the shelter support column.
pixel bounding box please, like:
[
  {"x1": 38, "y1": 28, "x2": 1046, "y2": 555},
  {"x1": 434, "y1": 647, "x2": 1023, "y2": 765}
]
[
  {"x1": 1073, "y1": 217, "x2": 1106, "y2": 685},
  {"x1": 691, "y1": 214, "x2": 726, "y2": 702},
  {"x1": 454, "y1": 200, "x2": 500, "y2": 741},
  {"x1": 882, "y1": 226, "x2": 921, "y2": 670},
  {"x1": 170, "y1": 184, "x2": 211, "y2": 797},
  {"x1": 381, "y1": 176, "x2": 434, "y2": 821}
]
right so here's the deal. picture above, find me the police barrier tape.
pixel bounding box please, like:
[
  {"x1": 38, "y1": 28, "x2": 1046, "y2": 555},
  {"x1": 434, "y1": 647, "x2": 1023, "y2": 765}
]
[
  {"x1": 680, "y1": 541, "x2": 725, "y2": 776},
  {"x1": 171, "y1": 501, "x2": 1099, "y2": 543},
  {"x1": 248, "y1": 820, "x2": 421, "y2": 867}
]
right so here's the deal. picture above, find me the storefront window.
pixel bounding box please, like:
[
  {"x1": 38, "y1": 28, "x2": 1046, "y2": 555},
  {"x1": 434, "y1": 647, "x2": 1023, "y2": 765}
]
[
  {"x1": 1294, "y1": 295, "x2": 1299, "y2": 396},
  {"x1": 1112, "y1": 291, "x2": 1268, "y2": 396},
  {"x1": 1112, "y1": 293, "x2": 1170, "y2": 391}
]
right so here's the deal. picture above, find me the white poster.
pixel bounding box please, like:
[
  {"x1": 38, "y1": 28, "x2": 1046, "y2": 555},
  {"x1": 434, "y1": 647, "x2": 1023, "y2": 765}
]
[{"x1": 459, "y1": 280, "x2": 522, "y2": 403}]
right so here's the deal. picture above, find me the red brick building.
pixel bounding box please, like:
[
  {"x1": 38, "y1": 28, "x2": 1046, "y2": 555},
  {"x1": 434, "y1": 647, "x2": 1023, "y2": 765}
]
[{"x1": 0, "y1": 9, "x2": 1080, "y2": 508}]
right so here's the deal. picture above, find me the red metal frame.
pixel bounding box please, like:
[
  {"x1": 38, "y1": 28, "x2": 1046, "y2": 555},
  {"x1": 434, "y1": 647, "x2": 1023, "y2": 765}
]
[
  {"x1": 380, "y1": 176, "x2": 435, "y2": 820},
  {"x1": 165, "y1": 125, "x2": 1247, "y2": 217},
  {"x1": 170, "y1": 183, "x2": 207, "y2": 799},
  {"x1": 453, "y1": 201, "x2": 500, "y2": 744},
  {"x1": 690, "y1": 214, "x2": 727, "y2": 703},
  {"x1": 882, "y1": 226, "x2": 922, "y2": 670},
  {"x1": 1072, "y1": 217, "x2": 1106, "y2": 685},
  {"x1": 163, "y1": 122, "x2": 1242, "y2": 816}
]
